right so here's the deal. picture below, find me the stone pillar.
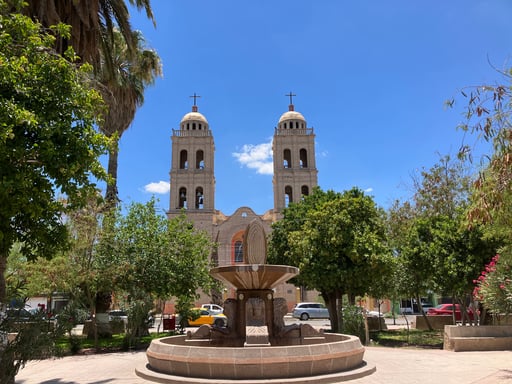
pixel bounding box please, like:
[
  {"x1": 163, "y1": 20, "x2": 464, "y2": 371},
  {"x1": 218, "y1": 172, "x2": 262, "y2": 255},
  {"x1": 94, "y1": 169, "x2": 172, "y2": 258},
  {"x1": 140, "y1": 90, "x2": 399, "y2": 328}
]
[
  {"x1": 236, "y1": 292, "x2": 246, "y2": 341},
  {"x1": 236, "y1": 289, "x2": 275, "y2": 342}
]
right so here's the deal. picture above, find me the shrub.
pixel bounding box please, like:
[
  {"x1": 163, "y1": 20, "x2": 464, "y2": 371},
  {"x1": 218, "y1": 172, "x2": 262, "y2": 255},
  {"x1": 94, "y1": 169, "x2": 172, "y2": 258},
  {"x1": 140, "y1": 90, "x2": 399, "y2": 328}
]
[{"x1": 342, "y1": 305, "x2": 366, "y2": 344}]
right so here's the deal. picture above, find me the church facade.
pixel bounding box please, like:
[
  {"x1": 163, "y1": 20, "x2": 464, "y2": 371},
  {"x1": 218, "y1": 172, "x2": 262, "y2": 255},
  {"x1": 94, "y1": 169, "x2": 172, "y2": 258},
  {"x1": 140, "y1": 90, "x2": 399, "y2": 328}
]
[{"x1": 167, "y1": 96, "x2": 318, "y2": 308}]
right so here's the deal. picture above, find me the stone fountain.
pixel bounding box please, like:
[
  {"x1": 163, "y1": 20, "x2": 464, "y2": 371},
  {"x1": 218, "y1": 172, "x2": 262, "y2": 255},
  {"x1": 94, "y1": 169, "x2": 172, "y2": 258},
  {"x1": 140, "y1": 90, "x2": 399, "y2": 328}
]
[{"x1": 136, "y1": 220, "x2": 375, "y2": 383}]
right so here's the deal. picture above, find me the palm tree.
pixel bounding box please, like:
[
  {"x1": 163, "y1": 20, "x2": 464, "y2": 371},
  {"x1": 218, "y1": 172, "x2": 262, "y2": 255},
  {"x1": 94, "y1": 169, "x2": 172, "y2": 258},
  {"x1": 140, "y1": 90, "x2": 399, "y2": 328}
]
[
  {"x1": 22, "y1": 1, "x2": 161, "y2": 203},
  {"x1": 22, "y1": 0, "x2": 155, "y2": 71},
  {"x1": 98, "y1": 29, "x2": 162, "y2": 204}
]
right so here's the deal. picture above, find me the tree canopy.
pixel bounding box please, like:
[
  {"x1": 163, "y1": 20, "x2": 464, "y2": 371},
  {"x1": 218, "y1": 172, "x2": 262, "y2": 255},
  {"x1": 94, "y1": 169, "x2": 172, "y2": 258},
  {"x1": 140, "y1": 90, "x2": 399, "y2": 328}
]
[
  {"x1": 93, "y1": 199, "x2": 216, "y2": 335},
  {"x1": 268, "y1": 187, "x2": 391, "y2": 332},
  {"x1": 21, "y1": 0, "x2": 155, "y2": 70},
  {"x1": 0, "y1": 4, "x2": 110, "y2": 304},
  {"x1": 98, "y1": 28, "x2": 162, "y2": 204},
  {"x1": 387, "y1": 156, "x2": 500, "y2": 325},
  {"x1": 451, "y1": 69, "x2": 512, "y2": 318}
]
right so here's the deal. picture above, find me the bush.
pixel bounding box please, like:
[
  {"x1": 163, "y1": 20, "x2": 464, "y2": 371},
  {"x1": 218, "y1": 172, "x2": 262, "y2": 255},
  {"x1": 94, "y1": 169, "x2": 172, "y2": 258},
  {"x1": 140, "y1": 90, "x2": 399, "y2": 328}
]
[
  {"x1": 474, "y1": 253, "x2": 512, "y2": 321},
  {"x1": 342, "y1": 305, "x2": 366, "y2": 344}
]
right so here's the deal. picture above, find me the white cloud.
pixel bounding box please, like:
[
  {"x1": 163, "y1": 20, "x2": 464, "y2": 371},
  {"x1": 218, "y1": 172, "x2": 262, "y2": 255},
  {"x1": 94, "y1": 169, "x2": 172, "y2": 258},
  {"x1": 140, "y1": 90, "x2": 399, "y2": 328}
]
[
  {"x1": 144, "y1": 181, "x2": 170, "y2": 194},
  {"x1": 365, "y1": 187, "x2": 373, "y2": 193},
  {"x1": 232, "y1": 140, "x2": 273, "y2": 175}
]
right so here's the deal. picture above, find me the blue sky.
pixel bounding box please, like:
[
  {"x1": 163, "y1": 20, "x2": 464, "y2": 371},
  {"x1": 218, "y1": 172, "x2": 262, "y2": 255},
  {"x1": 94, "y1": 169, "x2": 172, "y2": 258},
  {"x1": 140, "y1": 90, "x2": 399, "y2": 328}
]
[{"x1": 112, "y1": 1, "x2": 512, "y2": 215}]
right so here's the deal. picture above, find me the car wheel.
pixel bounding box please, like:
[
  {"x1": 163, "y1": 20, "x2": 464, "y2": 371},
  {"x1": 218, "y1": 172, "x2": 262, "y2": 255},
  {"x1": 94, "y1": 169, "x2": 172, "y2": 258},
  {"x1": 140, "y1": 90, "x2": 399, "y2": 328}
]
[
  {"x1": 300, "y1": 313, "x2": 309, "y2": 321},
  {"x1": 214, "y1": 318, "x2": 225, "y2": 327}
]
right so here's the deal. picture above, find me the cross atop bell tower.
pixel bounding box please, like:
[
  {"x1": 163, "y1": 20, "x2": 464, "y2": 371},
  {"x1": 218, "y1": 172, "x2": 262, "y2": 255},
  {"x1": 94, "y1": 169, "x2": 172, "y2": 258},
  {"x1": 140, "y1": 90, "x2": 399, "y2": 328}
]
[
  {"x1": 190, "y1": 92, "x2": 201, "y2": 110},
  {"x1": 285, "y1": 91, "x2": 296, "y2": 107}
]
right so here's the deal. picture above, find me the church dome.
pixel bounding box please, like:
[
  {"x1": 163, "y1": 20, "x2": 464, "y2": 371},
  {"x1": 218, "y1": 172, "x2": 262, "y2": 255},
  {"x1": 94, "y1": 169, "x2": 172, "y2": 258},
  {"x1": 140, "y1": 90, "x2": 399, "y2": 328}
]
[
  {"x1": 179, "y1": 104, "x2": 209, "y2": 131},
  {"x1": 277, "y1": 102, "x2": 307, "y2": 130},
  {"x1": 278, "y1": 110, "x2": 305, "y2": 123},
  {"x1": 181, "y1": 110, "x2": 208, "y2": 124}
]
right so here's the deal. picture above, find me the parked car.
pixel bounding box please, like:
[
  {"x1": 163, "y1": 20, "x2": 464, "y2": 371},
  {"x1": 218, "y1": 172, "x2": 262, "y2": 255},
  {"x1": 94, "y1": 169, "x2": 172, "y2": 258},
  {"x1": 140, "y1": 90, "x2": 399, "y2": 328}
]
[
  {"x1": 365, "y1": 309, "x2": 384, "y2": 318},
  {"x1": 146, "y1": 313, "x2": 155, "y2": 327},
  {"x1": 427, "y1": 304, "x2": 474, "y2": 321},
  {"x1": 4, "y1": 308, "x2": 32, "y2": 322},
  {"x1": 292, "y1": 302, "x2": 330, "y2": 320},
  {"x1": 201, "y1": 304, "x2": 224, "y2": 314},
  {"x1": 108, "y1": 310, "x2": 128, "y2": 324},
  {"x1": 108, "y1": 310, "x2": 155, "y2": 327},
  {"x1": 420, "y1": 303, "x2": 434, "y2": 314},
  {"x1": 179, "y1": 308, "x2": 227, "y2": 327}
]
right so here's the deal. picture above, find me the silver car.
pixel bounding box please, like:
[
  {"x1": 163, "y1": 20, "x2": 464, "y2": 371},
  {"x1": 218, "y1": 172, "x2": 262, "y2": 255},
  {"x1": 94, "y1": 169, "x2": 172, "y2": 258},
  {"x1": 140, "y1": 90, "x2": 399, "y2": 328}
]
[{"x1": 292, "y1": 302, "x2": 329, "y2": 320}]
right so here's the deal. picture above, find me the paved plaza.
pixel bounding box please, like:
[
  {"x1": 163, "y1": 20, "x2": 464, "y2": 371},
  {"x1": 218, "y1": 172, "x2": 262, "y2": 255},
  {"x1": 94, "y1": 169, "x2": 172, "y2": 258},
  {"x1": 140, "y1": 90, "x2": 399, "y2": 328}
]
[
  {"x1": 13, "y1": 317, "x2": 512, "y2": 383},
  {"x1": 15, "y1": 346, "x2": 512, "y2": 384}
]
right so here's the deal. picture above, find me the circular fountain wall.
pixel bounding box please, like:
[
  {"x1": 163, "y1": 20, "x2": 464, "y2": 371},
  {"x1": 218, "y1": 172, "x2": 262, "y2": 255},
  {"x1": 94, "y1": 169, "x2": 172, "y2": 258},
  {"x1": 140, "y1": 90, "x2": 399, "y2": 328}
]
[{"x1": 137, "y1": 333, "x2": 374, "y2": 383}]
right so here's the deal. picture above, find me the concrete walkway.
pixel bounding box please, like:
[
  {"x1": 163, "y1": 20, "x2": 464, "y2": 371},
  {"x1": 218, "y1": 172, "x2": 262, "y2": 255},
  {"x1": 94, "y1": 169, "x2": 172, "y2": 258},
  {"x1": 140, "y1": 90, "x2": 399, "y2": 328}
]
[{"x1": 15, "y1": 347, "x2": 512, "y2": 384}]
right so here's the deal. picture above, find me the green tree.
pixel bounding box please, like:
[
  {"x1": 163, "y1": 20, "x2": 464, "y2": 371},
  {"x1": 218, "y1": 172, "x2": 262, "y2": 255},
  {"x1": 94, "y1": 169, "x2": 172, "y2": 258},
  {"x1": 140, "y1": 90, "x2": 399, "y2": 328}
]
[
  {"x1": 388, "y1": 156, "x2": 499, "y2": 326},
  {"x1": 97, "y1": 29, "x2": 162, "y2": 204},
  {"x1": 417, "y1": 158, "x2": 499, "y2": 322},
  {"x1": 99, "y1": 199, "x2": 215, "y2": 337},
  {"x1": 0, "y1": 7, "x2": 110, "y2": 380},
  {"x1": 268, "y1": 187, "x2": 390, "y2": 332},
  {"x1": 21, "y1": 0, "x2": 155, "y2": 71},
  {"x1": 21, "y1": 0, "x2": 161, "y2": 204},
  {"x1": 449, "y1": 73, "x2": 512, "y2": 224},
  {"x1": 386, "y1": 207, "x2": 436, "y2": 319},
  {"x1": 448, "y1": 59, "x2": 512, "y2": 320},
  {"x1": 0, "y1": 4, "x2": 109, "y2": 306}
]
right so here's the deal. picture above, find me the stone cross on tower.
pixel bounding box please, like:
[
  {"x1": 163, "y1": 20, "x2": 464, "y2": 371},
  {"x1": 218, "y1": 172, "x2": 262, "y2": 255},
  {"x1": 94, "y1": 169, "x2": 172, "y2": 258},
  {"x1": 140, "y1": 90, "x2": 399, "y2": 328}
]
[
  {"x1": 285, "y1": 91, "x2": 296, "y2": 105},
  {"x1": 190, "y1": 92, "x2": 201, "y2": 106}
]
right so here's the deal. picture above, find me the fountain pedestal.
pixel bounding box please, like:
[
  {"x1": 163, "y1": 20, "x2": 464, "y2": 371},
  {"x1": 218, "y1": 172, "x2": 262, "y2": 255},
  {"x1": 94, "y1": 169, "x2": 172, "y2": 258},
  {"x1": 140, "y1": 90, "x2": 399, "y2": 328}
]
[{"x1": 210, "y1": 263, "x2": 299, "y2": 344}]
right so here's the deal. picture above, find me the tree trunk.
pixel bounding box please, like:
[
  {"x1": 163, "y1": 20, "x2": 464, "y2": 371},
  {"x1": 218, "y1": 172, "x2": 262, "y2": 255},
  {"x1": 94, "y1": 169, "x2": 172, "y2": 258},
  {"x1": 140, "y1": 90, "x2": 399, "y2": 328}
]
[
  {"x1": 323, "y1": 290, "x2": 343, "y2": 333},
  {"x1": 451, "y1": 294, "x2": 457, "y2": 325},
  {"x1": 0, "y1": 253, "x2": 7, "y2": 306},
  {"x1": 0, "y1": 249, "x2": 16, "y2": 384},
  {"x1": 93, "y1": 292, "x2": 112, "y2": 341},
  {"x1": 416, "y1": 294, "x2": 433, "y2": 331},
  {"x1": 105, "y1": 142, "x2": 119, "y2": 207}
]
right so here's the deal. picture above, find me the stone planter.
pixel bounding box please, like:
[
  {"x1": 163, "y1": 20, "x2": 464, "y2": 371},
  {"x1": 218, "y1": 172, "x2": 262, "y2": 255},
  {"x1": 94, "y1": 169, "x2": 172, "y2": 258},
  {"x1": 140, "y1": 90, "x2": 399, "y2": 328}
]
[
  {"x1": 444, "y1": 325, "x2": 512, "y2": 351},
  {"x1": 414, "y1": 315, "x2": 453, "y2": 330},
  {"x1": 367, "y1": 316, "x2": 387, "y2": 331}
]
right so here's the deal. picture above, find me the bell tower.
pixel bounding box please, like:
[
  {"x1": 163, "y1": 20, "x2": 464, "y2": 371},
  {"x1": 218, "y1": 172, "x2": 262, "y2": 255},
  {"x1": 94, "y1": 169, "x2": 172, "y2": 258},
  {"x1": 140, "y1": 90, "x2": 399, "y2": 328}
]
[
  {"x1": 168, "y1": 94, "x2": 215, "y2": 228},
  {"x1": 273, "y1": 93, "x2": 318, "y2": 216}
]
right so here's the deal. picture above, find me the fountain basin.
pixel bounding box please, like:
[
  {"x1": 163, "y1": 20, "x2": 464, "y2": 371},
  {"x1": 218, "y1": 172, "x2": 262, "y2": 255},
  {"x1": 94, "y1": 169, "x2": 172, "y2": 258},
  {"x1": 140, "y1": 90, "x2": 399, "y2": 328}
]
[
  {"x1": 137, "y1": 333, "x2": 374, "y2": 383},
  {"x1": 209, "y1": 264, "x2": 299, "y2": 290}
]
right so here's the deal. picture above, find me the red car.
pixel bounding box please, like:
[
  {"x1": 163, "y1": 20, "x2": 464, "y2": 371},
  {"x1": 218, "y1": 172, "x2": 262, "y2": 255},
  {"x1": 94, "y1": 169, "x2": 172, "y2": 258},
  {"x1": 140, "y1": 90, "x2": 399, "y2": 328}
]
[{"x1": 427, "y1": 304, "x2": 474, "y2": 321}]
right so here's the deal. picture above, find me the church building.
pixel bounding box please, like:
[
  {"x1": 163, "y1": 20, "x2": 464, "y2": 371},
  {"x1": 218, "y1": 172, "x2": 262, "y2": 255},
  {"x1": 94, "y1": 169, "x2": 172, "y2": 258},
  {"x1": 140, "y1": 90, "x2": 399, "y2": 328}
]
[{"x1": 167, "y1": 94, "x2": 318, "y2": 308}]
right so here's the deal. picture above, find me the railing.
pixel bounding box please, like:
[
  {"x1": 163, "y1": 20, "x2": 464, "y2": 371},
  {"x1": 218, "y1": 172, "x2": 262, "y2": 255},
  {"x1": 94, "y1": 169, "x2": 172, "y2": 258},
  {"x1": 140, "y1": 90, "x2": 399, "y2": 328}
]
[
  {"x1": 274, "y1": 127, "x2": 314, "y2": 136},
  {"x1": 172, "y1": 129, "x2": 212, "y2": 137}
]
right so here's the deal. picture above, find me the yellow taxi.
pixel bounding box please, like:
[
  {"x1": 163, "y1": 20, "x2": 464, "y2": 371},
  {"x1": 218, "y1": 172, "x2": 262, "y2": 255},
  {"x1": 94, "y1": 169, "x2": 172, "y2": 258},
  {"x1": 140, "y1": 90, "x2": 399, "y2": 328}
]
[{"x1": 185, "y1": 308, "x2": 227, "y2": 327}]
